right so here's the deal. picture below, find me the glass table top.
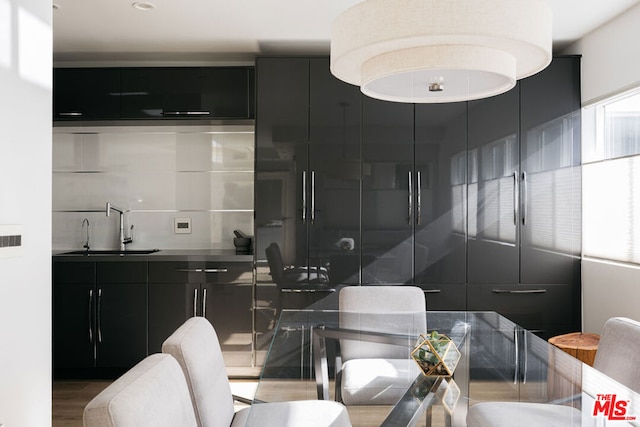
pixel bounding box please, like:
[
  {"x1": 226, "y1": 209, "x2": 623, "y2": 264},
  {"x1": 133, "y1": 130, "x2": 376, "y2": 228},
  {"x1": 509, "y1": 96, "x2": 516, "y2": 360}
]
[{"x1": 244, "y1": 310, "x2": 640, "y2": 427}]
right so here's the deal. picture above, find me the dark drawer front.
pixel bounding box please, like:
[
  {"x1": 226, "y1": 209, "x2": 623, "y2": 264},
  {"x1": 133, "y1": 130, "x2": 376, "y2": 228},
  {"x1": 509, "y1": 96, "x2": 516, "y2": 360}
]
[
  {"x1": 149, "y1": 261, "x2": 252, "y2": 284},
  {"x1": 97, "y1": 262, "x2": 147, "y2": 284},
  {"x1": 467, "y1": 284, "x2": 574, "y2": 339},
  {"x1": 420, "y1": 284, "x2": 467, "y2": 311},
  {"x1": 53, "y1": 261, "x2": 96, "y2": 284}
]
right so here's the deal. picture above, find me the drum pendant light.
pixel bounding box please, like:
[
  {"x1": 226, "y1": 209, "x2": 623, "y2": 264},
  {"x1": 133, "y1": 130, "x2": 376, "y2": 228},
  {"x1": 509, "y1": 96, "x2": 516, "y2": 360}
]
[{"x1": 330, "y1": 0, "x2": 552, "y2": 103}]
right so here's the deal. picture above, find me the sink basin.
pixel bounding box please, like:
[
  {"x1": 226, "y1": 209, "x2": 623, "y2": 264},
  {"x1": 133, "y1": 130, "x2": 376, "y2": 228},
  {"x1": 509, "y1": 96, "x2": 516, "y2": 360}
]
[{"x1": 62, "y1": 249, "x2": 161, "y2": 255}]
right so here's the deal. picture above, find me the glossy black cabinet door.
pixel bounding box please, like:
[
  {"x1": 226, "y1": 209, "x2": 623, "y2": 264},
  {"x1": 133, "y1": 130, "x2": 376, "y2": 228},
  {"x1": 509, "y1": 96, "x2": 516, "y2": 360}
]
[
  {"x1": 53, "y1": 262, "x2": 96, "y2": 372},
  {"x1": 148, "y1": 281, "x2": 198, "y2": 353},
  {"x1": 414, "y1": 103, "x2": 468, "y2": 284},
  {"x1": 53, "y1": 68, "x2": 121, "y2": 120},
  {"x1": 53, "y1": 282, "x2": 96, "y2": 370},
  {"x1": 361, "y1": 97, "x2": 414, "y2": 284},
  {"x1": 95, "y1": 262, "x2": 148, "y2": 369},
  {"x1": 255, "y1": 57, "x2": 309, "y2": 271},
  {"x1": 467, "y1": 87, "x2": 520, "y2": 284},
  {"x1": 519, "y1": 56, "x2": 581, "y2": 287},
  {"x1": 120, "y1": 67, "x2": 252, "y2": 119},
  {"x1": 309, "y1": 58, "x2": 362, "y2": 285},
  {"x1": 203, "y1": 282, "x2": 253, "y2": 368},
  {"x1": 95, "y1": 282, "x2": 148, "y2": 368}
]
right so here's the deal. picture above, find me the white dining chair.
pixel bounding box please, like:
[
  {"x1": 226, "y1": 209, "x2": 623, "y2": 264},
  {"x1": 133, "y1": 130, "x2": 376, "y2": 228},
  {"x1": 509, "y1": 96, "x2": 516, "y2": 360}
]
[
  {"x1": 83, "y1": 353, "x2": 199, "y2": 427},
  {"x1": 162, "y1": 316, "x2": 352, "y2": 427},
  {"x1": 336, "y1": 285, "x2": 427, "y2": 405},
  {"x1": 467, "y1": 317, "x2": 640, "y2": 426}
]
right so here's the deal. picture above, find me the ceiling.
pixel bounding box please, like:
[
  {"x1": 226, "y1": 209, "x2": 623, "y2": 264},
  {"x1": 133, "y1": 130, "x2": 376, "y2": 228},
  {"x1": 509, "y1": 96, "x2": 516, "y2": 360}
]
[{"x1": 52, "y1": 0, "x2": 640, "y2": 65}]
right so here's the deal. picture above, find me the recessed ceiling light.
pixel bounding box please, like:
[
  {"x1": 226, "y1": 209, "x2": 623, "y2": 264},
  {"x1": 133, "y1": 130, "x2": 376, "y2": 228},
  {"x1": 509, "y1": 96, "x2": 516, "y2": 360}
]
[{"x1": 132, "y1": 2, "x2": 155, "y2": 11}]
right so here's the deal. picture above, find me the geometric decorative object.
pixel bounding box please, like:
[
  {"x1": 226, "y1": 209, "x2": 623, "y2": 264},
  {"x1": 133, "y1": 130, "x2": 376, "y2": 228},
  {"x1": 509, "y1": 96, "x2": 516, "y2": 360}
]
[
  {"x1": 330, "y1": 0, "x2": 552, "y2": 103},
  {"x1": 411, "y1": 331, "x2": 461, "y2": 377}
]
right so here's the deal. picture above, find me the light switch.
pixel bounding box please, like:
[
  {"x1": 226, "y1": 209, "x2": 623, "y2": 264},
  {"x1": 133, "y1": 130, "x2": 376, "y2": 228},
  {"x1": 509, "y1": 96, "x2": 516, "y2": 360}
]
[{"x1": 174, "y1": 217, "x2": 192, "y2": 234}]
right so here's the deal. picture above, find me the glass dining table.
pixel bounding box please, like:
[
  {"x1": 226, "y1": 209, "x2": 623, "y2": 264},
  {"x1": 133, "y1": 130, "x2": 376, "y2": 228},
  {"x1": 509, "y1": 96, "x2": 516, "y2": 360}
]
[{"x1": 245, "y1": 310, "x2": 640, "y2": 427}]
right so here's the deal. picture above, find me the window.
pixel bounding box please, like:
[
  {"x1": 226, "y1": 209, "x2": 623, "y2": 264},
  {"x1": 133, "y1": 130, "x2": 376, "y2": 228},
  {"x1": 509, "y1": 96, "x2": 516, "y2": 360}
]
[{"x1": 582, "y1": 88, "x2": 640, "y2": 265}]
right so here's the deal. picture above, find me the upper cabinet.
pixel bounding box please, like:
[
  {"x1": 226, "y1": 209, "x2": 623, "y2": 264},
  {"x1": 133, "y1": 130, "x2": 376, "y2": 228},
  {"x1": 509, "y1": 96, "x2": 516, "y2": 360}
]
[
  {"x1": 53, "y1": 67, "x2": 254, "y2": 122},
  {"x1": 120, "y1": 67, "x2": 254, "y2": 119},
  {"x1": 53, "y1": 68, "x2": 121, "y2": 120}
]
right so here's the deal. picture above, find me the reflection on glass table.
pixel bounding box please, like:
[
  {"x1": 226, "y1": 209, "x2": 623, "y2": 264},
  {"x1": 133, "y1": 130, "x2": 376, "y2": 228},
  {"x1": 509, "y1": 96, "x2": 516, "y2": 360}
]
[{"x1": 247, "y1": 310, "x2": 640, "y2": 427}]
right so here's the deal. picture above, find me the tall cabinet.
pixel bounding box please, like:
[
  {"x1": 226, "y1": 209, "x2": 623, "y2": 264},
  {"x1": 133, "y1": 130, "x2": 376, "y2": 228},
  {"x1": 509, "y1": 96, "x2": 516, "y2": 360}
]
[
  {"x1": 466, "y1": 57, "x2": 582, "y2": 336},
  {"x1": 255, "y1": 55, "x2": 581, "y2": 341}
]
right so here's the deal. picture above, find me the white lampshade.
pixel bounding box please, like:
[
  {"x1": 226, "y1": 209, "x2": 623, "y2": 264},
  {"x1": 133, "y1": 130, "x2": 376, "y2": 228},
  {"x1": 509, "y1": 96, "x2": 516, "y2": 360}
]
[{"x1": 330, "y1": 0, "x2": 552, "y2": 103}]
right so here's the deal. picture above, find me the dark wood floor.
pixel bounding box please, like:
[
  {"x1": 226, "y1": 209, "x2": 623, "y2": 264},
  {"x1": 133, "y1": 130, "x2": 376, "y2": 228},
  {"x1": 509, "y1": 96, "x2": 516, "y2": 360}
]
[{"x1": 53, "y1": 380, "x2": 112, "y2": 427}]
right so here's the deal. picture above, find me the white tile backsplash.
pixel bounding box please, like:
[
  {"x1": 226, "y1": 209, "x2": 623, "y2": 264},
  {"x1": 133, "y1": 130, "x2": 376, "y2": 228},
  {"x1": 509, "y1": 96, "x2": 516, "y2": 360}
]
[{"x1": 52, "y1": 126, "x2": 254, "y2": 250}]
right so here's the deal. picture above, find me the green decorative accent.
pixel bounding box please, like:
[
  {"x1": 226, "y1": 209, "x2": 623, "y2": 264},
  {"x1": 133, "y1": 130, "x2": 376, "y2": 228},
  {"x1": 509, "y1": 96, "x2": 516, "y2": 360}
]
[{"x1": 411, "y1": 331, "x2": 461, "y2": 377}]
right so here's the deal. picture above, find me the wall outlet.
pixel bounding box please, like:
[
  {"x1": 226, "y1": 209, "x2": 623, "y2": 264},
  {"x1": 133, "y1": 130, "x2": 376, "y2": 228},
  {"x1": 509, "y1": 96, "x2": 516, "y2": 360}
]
[{"x1": 174, "y1": 218, "x2": 192, "y2": 234}]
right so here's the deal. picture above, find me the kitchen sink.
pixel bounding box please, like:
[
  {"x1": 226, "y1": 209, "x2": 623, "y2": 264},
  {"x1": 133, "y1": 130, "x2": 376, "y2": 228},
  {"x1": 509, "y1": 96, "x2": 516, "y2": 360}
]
[{"x1": 62, "y1": 249, "x2": 161, "y2": 255}]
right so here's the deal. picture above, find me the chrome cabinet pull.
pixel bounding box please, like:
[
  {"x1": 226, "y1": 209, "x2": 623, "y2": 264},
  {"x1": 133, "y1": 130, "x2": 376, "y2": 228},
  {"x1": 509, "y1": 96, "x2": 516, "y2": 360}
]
[
  {"x1": 58, "y1": 112, "x2": 83, "y2": 116},
  {"x1": 514, "y1": 327, "x2": 519, "y2": 384},
  {"x1": 408, "y1": 172, "x2": 413, "y2": 225},
  {"x1": 193, "y1": 288, "x2": 199, "y2": 317},
  {"x1": 202, "y1": 288, "x2": 207, "y2": 318},
  {"x1": 492, "y1": 289, "x2": 547, "y2": 294},
  {"x1": 513, "y1": 171, "x2": 519, "y2": 226},
  {"x1": 423, "y1": 289, "x2": 442, "y2": 294},
  {"x1": 97, "y1": 288, "x2": 102, "y2": 343},
  {"x1": 311, "y1": 170, "x2": 316, "y2": 224},
  {"x1": 175, "y1": 268, "x2": 228, "y2": 273},
  {"x1": 302, "y1": 171, "x2": 307, "y2": 224},
  {"x1": 416, "y1": 171, "x2": 422, "y2": 225},
  {"x1": 161, "y1": 111, "x2": 210, "y2": 116},
  {"x1": 88, "y1": 289, "x2": 93, "y2": 342},
  {"x1": 521, "y1": 172, "x2": 528, "y2": 225}
]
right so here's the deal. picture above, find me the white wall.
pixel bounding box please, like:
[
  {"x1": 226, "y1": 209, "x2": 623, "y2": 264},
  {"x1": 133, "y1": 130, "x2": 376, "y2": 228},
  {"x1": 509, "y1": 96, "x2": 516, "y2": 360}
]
[
  {"x1": 564, "y1": 4, "x2": 640, "y2": 333},
  {"x1": 0, "y1": 0, "x2": 52, "y2": 426},
  {"x1": 564, "y1": 2, "x2": 640, "y2": 105},
  {"x1": 582, "y1": 259, "x2": 640, "y2": 334}
]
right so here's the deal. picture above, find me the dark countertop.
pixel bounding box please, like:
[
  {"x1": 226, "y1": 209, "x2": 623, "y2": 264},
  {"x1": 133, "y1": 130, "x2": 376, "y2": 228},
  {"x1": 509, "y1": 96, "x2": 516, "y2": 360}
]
[{"x1": 53, "y1": 249, "x2": 253, "y2": 262}]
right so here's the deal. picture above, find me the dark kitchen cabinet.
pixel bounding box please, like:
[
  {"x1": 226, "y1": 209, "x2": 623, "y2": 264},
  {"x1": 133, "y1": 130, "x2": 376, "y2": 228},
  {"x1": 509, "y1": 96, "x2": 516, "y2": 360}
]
[
  {"x1": 53, "y1": 261, "x2": 147, "y2": 377},
  {"x1": 148, "y1": 261, "x2": 253, "y2": 372},
  {"x1": 519, "y1": 56, "x2": 582, "y2": 289},
  {"x1": 120, "y1": 67, "x2": 253, "y2": 119},
  {"x1": 308, "y1": 58, "x2": 362, "y2": 285},
  {"x1": 467, "y1": 87, "x2": 521, "y2": 284},
  {"x1": 53, "y1": 68, "x2": 121, "y2": 120},
  {"x1": 361, "y1": 97, "x2": 414, "y2": 284}
]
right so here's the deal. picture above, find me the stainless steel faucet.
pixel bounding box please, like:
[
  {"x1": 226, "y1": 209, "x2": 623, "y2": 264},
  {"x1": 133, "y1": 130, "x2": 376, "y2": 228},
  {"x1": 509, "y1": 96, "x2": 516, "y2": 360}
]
[{"x1": 106, "y1": 202, "x2": 133, "y2": 251}]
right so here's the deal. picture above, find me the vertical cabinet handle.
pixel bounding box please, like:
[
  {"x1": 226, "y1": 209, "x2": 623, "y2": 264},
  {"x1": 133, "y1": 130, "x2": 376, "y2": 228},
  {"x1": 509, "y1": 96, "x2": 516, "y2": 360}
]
[
  {"x1": 193, "y1": 288, "x2": 199, "y2": 317},
  {"x1": 88, "y1": 289, "x2": 93, "y2": 342},
  {"x1": 416, "y1": 171, "x2": 422, "y2": 225},
  {"x1": 408, "y1": 172, "x2": 413, "y2": 225},
  {"x1": 513, "y1": 171, "x2": 519, "y2": 226},
  {"x1": 513, "y1": 327, "x2": 519, "y2": 384},
  {"x1": 202, "y1": 288, "x2": 207, "y2": 318},
  {"x1": 311, "y1": 170, "x2": 316, "y2": 224},
  {"x1": 302, "y1": 171, "x2": 307, "y2": 224},
  {"x1": 521, "y1": 172, "x2": 528, "y2": 225},
  {"x1": 97, "y1": 288, "x2": 102, "y2": 343}
]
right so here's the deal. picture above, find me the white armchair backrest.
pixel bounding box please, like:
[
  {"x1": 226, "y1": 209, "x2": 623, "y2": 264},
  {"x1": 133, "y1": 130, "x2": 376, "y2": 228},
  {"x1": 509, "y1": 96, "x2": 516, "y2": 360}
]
[
  {"x1": 162, "y1": 317, "x2": 236, "y2": 427},
  {"x1": 338, "y1": 285, "x2": 426, "y2": 361},
  {"x1": 83, "y1": 353, "x2": 198, "y2": 427}
]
